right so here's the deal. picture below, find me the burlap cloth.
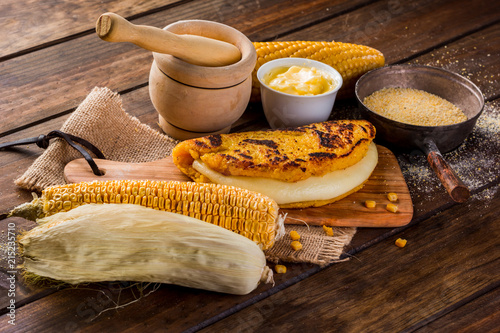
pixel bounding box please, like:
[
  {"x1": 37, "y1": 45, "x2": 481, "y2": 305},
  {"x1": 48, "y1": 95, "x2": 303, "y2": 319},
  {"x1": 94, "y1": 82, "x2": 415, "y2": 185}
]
[{"x1": 15, "y1": 87, "x2": 356, "y2": 266}]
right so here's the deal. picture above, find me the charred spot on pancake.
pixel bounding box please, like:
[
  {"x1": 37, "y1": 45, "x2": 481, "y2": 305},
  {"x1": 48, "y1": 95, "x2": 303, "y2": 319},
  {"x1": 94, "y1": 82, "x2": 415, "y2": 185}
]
[
  {"x1": 284, "y1": 127, "x2": 306, "y2": 134},
  {"x1": 208, "y1": 135, "x2": 222, "y2": 147},
  {"x1": 315, "y1": 122, "x2": 358, "y2": 148},
  {"x1": 338, "y1": 139, "x2": 367, "y2": 157},
  {"x1": 239, "y1": 160, "x2": 256, "y2": 169},
  {"x1": 193, "y1": 140, "x2": 211, "y2": 149},
  {"x1": 222, "y1": 154, "x2": 238, "y2": 161},
  {"x1": 367, "y1": 124, "x2": 376, "y2": 137},
  {"x1": 241, "y1": 139, "x2": 278, "y2": 149},
  {"x1": 358, "y1": 123, "x2": 376, "y2": 138},
  {"x1": 265, "y1": 149, "x2": 284, "y2": 160},
  {"x1": 282, "y1": 160, "x2": 301, "y2": 170},
  {"x1": 308, "y1": 152, "x2": 338, "y2": 162},
  {"x1": 238, "y1": 153, "x2": 253, "y2": 160},
  {"x1": 315, "y1": 130, "x2": 345, "y2": 148},
  {"x1": 269, "y1": 155, "x2": 289, "y2": 165}
]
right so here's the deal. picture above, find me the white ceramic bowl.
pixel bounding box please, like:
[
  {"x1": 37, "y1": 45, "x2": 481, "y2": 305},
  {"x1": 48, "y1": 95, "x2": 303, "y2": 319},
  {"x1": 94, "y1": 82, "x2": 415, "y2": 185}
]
[{"x1": 257, "y1": 58, "x2": 343, "y2": 128}]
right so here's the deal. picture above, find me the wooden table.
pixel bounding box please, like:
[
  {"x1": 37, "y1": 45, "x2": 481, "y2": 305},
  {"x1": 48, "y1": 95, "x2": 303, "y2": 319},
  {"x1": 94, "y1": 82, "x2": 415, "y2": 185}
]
[{"x1": 1, "y1": 0, "x2": 499, "y2": 331}]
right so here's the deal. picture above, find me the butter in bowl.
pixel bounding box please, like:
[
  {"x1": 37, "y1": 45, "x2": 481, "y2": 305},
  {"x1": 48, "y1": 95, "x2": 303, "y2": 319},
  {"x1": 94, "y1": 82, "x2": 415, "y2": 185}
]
[{"x1": 257, "y1": 58, "x2": 343, "y2": 128}]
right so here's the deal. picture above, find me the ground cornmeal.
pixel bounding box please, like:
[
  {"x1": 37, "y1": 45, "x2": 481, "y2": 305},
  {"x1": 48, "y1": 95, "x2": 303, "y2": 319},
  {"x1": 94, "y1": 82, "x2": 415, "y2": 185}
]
[{"x1": 363, "y1": 87, "x2": 468, "y2": 126}]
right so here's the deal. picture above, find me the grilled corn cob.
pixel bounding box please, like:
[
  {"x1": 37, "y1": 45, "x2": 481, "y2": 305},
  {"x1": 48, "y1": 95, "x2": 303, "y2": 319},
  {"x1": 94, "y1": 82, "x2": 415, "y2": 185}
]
[
  {"x1": 10, "y1": 180, "x2": 283, "y2": 250},
  {"x1": 251, "y1": 41, "x2": 385, "y2": 101}
]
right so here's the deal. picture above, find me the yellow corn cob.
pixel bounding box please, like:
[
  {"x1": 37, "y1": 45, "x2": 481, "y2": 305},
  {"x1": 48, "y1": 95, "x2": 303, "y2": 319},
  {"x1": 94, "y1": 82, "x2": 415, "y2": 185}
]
[
  {"x1": 10, "y1": 180, "x2": 282, "y2": 250},
  {"x1": 251, "y1": 41, "x2": 385, "y2": 101}
]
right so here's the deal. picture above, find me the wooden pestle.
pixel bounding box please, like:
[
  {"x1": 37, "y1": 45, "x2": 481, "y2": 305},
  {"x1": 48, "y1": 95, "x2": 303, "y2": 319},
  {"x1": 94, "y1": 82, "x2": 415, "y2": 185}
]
[{"x1": 96, "y1": 13, "x2": 242, "y2": 67}]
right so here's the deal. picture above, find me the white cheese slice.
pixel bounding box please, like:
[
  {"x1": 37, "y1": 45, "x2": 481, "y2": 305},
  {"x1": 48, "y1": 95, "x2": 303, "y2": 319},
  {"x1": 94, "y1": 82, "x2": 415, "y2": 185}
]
[{"x1": 193, "y1": 142, "x2": 378, "y2": 205}]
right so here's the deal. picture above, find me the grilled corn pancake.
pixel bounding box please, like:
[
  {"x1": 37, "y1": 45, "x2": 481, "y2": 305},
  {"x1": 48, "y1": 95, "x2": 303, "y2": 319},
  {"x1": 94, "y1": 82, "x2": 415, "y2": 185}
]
[
  {"x1": 173, "y1": 120, "x2": 376, "y2": 183},
  {"x1": 172, "y1": 120, "x2": 377, "y2": 208},
  {"x1": 192, "y1": 142, "x2": 378, "y2": 208}
]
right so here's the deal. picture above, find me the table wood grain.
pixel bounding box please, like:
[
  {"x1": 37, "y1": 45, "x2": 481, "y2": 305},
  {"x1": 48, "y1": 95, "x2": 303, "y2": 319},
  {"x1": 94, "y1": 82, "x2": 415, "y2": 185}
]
[{"x1": 1, "y1": 0, "x2": 499, "y2": 331}]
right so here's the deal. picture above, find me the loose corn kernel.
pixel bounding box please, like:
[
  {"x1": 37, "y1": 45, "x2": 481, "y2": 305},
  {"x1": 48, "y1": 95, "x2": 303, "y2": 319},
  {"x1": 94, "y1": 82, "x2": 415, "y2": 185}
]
[
  {"x1": 290, "y1": 230, "x2": 300, "y2": 241},
  {"x1": 322, "y1": 225, "x2": 334, "y2": 236},
  {"x1": 275, "y1": 264, "x2": 287, "y2": 274},
  {"x1": 291, "y1": 241, "x2": 303, "y2": 251},
  {"x1": 395, "y1": 238, "x2": 407, "y2": 248},
  {"x1": 386, "y1": 203, "x2": 399, "y2": 213},
  {"x1": 17, "y1": 180, "x2": 280, "y2": 250},
  {"x1": 365, "y1": 200, "x2": 377, "y2": 208},
  {"x1": 387, "y1": 192, "x2": 398, "y2": 202}
]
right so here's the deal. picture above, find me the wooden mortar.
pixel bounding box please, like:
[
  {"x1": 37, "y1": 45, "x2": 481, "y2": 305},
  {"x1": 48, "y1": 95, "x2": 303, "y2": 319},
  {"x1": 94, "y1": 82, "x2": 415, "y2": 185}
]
[{"x1": 149, "y1": 20, "x2": 256, "y2": 140}]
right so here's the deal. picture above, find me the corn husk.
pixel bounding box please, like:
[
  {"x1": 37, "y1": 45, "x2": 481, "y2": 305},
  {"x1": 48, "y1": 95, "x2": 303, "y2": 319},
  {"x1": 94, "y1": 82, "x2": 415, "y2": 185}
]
[{"x1": 19, "y1": 204, "x2": 274, "y2": 295}]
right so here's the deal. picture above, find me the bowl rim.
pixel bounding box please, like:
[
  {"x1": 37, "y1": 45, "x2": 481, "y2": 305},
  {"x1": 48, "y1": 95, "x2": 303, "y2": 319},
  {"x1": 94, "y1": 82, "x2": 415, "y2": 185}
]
[
  {"x1": 257, "y1": 57, "x2": 343, "y2": 98},
  {"x1": 152, "y1": 19, "x2": 257, "y2": 88}
]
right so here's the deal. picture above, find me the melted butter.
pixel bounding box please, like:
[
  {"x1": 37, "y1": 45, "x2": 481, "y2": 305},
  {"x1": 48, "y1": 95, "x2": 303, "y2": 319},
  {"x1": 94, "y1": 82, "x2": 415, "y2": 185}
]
[{"x1": 264, "y1": 65, "x2": 337, "y2": 96}]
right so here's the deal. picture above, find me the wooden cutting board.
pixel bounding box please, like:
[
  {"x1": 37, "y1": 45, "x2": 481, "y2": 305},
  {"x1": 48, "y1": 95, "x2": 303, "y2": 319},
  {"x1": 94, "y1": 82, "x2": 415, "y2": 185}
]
[{"x1": 64, "y1": 145, "x2": 413, "y2": 227}]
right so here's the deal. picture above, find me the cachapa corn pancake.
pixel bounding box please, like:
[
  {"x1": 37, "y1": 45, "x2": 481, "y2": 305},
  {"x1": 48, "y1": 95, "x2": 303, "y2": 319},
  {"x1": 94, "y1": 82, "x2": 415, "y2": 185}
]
[
  {"x1": 173, "y1": 120, "x2": 376, "y2": 183},
  {"x1": 172, "y1": 120, "x2": 377, "y2": 208}
]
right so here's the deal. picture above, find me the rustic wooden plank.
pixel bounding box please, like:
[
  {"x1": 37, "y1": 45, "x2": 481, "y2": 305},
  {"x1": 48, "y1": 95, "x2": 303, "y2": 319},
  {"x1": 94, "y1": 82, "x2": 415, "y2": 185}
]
[
  {"x1": 409, "y1": 22, "x2": 500, "y2": 101},
  {"x1": 414, "y1": 284, "x2": 500, "y2": 332},
  {"x1": 196, "y1": 186, "x2": 500, "y2": 332},
  {"x1": 0, "y1": 0, "x2": 370, "y2": 137},
  {"x1": 0, "y1": 0, "x2": 182, "y2": 59},
  {"x1": 140, "y1": 0, "x2": 373, "y2": 43},
  {"x1": 282, "y1": 0, "x2": 500, "y2": 66}
]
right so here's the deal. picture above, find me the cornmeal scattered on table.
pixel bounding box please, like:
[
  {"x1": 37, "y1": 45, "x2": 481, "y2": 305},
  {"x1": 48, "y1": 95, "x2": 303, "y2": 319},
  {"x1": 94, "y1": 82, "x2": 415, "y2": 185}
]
[{"x1": 363, "y1": 87, "x2": 467, "y2": 126}]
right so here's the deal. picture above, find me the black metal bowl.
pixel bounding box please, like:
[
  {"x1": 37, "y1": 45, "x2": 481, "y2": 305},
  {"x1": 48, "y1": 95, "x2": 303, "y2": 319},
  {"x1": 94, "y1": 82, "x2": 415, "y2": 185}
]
[
  {"x1": 355, "y1": 64, "x2": 484, "y2": 154},
  {"x1": 354, "y1": 64, "x2": 485, "y2": 203}
]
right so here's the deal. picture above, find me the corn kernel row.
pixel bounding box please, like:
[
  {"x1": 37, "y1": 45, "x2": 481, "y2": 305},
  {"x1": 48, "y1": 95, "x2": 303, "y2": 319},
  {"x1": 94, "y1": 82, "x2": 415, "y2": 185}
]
[{"x1": 38, "y1": 180, "x2": 280, "y2": 250}]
